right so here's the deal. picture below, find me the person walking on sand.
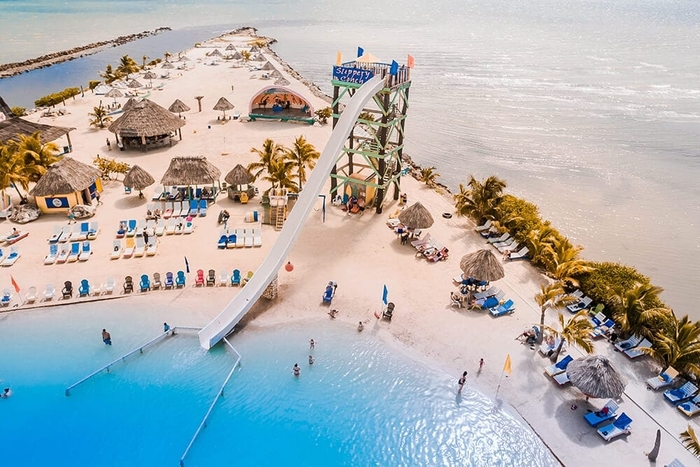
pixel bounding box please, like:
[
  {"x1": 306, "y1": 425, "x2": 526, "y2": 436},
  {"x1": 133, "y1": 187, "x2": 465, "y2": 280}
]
[
  {"x1": 106, "y1": 138, "x2": 111, "y2": 151},
  {"x1": 293, "y1": 363, "x2": 301, "y2": 377},
  {"x1": 479, "y1": 358, "x2": 484, "y2": 370},
  {"x1": 102, "y1": 329, "x2": 112, "y2": 346},
  {"x1": 357, "y1": 321, "x2": 364, "y2": 332},
  {"x1": 95, "y1": 191, "x2": 102, "y2": 206},
  {"x1": 458, "y1": 371, "x2": 468, "y2": 392}
]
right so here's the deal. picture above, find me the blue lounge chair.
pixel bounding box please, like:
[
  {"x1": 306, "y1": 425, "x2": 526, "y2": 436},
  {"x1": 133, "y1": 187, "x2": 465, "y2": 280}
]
[
  {"x1": 677, "y1": 394, "x2": 700, "y2": 417},
  {"x1": 544, "y1": 355, "x2": 573, "y2": 377},
  {"x1": 489, "y1": 299, "x2": 515, "y2": 317},
  {"x1": 590, "y1": 318, "x2": 615, "y2": 339},
  {"x1": 624, "y1": 338, "x2": 652, "y2": 359},
  {"x1": 1, "y1": 289, "x2": 12, "y2": 307},
  {"x1": 597, "y1": 413, "x2": 633, "y2": 442},
  {"x1": 664, "y1": 382, "x2": 699, "y2": 404},
  {"x1": 482, "y1": 296, "x2": 499, "y2": 309},
  {"x1": 126, "y1": 219, "x2": 137, "y2": 237},
  {"x1": 67, "y1": 242, "x2": 81, "y2": 262},
  {"x1": 227, "y1": 234, "x2": 236, "y2": 248},
  {"x1": 139, "y1": 274, "x2": 151, "y2": 292},
  {"x1": 231, "y1": 269, "x2": 241, "y2": 286},
  {"x1": 44, "y1": 243, "x2": 59, "y2": 265},
  {"x1": 199, "y1": 199, "x2": 208, "y2": 217},
  {"x1": 164, "y1": 272, "x2": 174, "y2": 289},
  {"x1": 584, "y1": 400, "x2": 619, "y2": 427},
  {"x1": 615, "y1": 335, "x2": 643, "y2": 352},
  {"x1": 189, "y1": 199, "x2": 199, "y2": 217},
  {"x1": 78, "y1": 279, "x2": 90, "y2": 297},
  {"x1": 217, "y1": 235, "x2": 228, "y2": 249},
  {"x1": 322, "y1": 281, "x2": 337, "y2": 304},
  {"x1": 175, "y1": 270, "x2": 186, "y2": 288}
]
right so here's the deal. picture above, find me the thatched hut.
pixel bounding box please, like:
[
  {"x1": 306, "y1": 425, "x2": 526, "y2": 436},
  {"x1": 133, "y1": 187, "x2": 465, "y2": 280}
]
[
  {"x1": 213, "y1": 97, "x2": 235, "y2": 119},
  {"x1": 29, "y1": 157, "x2": 103, "y2": 213},
  {"x1": 108, "y1": 98, "x2": 186, "y2": 151},
  {"x1": 161, "y1": 157, "x2": 222, "y2": 199},
  {"x1": 224, "y1": 164, "x2": 256, "y2": 202},
  {"x1": 261, "y1": 61, "x2": 276, "y2": 71}
]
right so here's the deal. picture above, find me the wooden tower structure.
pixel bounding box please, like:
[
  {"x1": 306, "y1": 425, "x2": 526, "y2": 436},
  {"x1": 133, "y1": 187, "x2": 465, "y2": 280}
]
[{"x1": 330, "y1": 55, "x2": 411, "y2": 213}]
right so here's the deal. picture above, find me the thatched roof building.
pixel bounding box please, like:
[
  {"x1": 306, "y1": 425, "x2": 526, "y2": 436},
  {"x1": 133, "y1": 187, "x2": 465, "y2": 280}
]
[
  {"x1": 29, "y1": 157, "x2": 103, "y2": 213},
  {"x1": 225, "y1": 164, "x2": 256, "y2": 202},
  {"x1": 109, "y1": 98, "x2": 185, "y2": 151},
  {"x1": 161, "y1": 157, "x2": 221, "y2": 186},
  {"x1": 0, "y1": 96, "x2": 75, "y2": 149}
]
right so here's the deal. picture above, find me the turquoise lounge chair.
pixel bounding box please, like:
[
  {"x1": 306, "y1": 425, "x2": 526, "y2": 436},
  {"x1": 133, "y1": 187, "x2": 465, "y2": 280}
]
[
  {"x1": 489, "y1": 299, "x2": 515, "y2": 317},
  {"x1": 231, "y1": 269, "x2": 241, "y2": 286},
  {"x1": 175, "y1": 270, "x2": 186, "y2": 288},
  {"x1": 664, "y1": 382, "x2": 699, "y2": 404},
  {"x1": 597, "y1": 413, "x2": 632, "y2": 442},
  {"x1": 199, "y1": 199, "x2": 208, "y2": 217},
  {"x1": 544, "y1": 355, "x2": 573, "y2": 377},
  {"x1": 78, "y1": 279, "x2": 90, "y2": 297},
  {"x1": 584, "y1": 400, "x2": 619, "y2": 426},
  {"x1": 189, "y1": 199, "x2": 199, "y2": 217},
  {"x1": 139, "y1": 274, "x2": 151, "y2": 292}
]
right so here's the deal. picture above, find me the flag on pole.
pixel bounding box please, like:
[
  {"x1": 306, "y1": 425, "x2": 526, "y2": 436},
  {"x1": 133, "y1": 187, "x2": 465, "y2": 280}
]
[
  {"x1": 407, "y1": 54, "x2": 415, "y2": 68},
  {"x1": 10, "y1": 275, "x2": 20, "y2": 293},
  {"x1": 503, "y1": 354, "x2": 512, "y2": 376},
  {"x1": 357, "y1": 46, "x2": 364, "y2": 58},
  {"x1": 184, "y1": 256, "x2": 190, "y2": 274},
  {"x1": 382, "y1": 285, "x2": 388, "y2": 305},
  {"x1": 336, "y1": 51, "x2": 343, "y2": 66},
  {"x1": 389, "y1": 60, "x2": 399, "y2": 76}
]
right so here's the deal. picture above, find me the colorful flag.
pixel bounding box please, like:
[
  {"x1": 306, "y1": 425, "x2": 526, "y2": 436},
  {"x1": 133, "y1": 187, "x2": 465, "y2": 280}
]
[
  {"x1": 357, "y1": 46, "x2": 364, "y2": 58},
  {"x1": 407, "y1": 54, "x2": 415, "y2": 68},
  {"x1": 184, "y1": 256, "x2": 190, "y2": 274},
  {"x1": 390, "y1": 60, "x2": 399, "y2": 75},
  {"x1": 10, "y1": 275, "x2": 20, "y2": 293},
  {"x1": 382, "y1": 285, "x2": 388, "y2": 305},
  {"x1": 503, "y1": 354, "x2": 512, "y2": 376},
  {"x1": 336, "y1": 51, "x2": 343, "y2": 66}
]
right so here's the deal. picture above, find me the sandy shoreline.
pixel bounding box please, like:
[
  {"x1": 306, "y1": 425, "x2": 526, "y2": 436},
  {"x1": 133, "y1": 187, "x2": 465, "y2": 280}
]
[{"x1": 3, "y1": 29, "x2": 697, "y2": 466}]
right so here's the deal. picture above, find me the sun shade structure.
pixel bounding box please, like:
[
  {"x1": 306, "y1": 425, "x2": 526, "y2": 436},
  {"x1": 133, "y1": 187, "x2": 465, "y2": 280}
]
[
  {"x1": 248, "y1": 86, "x2": 314, "y2": 124},
  {"x1": 168, "y1": 99, "x2": 191, "y2": 117},
  {"x1": 160, "y1": 157, "x2": 221, "y2": 186},
  {"x1": 210, "y1": 49, "x2": 223, "y2": 57},
  {"x1": 253, "y1": 53, "x2": 266, "y2": 62},
  {"x1": 142, "y1": 71, "x2": 157, "y2": 80},
  {"x1": 213, "y1": 97, "x2": 235, "y2": 119},
  {"x1": 567, "y1": 355, "x2": 627, "y2": 399},
  {"x1": 225, "y1": 164, "x2": 256, "y2": 201},
  {"x1": 249, "y1": 45, "x2": 260, "y2": 53},
  {"x1": 459, "y1": 249, "x2": 505, "y2": 282},
  {"x1": 123, "y1": 165, "x2": 155, "y2": 191},
  {"x1": 161, "y1": 62, "x2": 174, "y2": 69},
  {"x1": 274, "y1": 77, "x2": 290, "y2": 86},
  {"x1": 105, "y1": 88, "x2": 123, "y2": 99},
  {"x1": 29, "y1": 157, "x2": 102, "y2": 213},
  {"x1": 225, "y1": 44, "x2": 236, "y2": 51},
  {"x1": 128, "y1": 80, "x2": 143, "y2": 88},
  {"x1": 231, "y1": 51, "x2": 244, "y2": 60},
  {"x1": 108, "y1": 98, "x2": 185, "y2": 151},
  {"x1": 178, "y1": 55, "x2": 191, "y2": 62},
  {"x1": 261, "y1": 61, "x2": 276, "y2": 71},
  {"x1": 398, "y1": 202, "x2": 434, "y2": 230}
]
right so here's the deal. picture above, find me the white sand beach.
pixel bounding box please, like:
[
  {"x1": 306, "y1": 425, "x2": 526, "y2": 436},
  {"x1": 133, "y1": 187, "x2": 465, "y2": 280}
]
[{"x1": 2, "y1": 29, "x2": 697, "y2": 466}]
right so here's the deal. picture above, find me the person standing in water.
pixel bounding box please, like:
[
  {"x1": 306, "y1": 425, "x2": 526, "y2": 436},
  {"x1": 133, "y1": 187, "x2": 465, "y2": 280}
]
[
  {"x1": 102, "y1": 329, "x2": 112, "y2": 345},
  {"x1": 293, "y1": 364, "x2": 301, "y2": 377},
  {"x1": 458, "y1": 371, "x2": 468, "y2": 392},
  {"x1": 308, "y1": 355, "x2": 315, "y2": 365}
]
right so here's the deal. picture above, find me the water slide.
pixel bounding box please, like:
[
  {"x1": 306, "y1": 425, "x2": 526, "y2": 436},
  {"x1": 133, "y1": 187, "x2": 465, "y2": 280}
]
[{"x1": 198, "y1": 76, "x2": 385, "y2": 350}]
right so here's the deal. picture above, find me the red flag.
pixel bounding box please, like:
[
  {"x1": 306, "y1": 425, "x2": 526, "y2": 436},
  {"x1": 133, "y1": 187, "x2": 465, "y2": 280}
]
[
  {"x1": 10, "y1": 275, "x2": 20, "y2": 293},
  {"x1": 407, "y1": 54, "x2": 415, "y2": 68}
]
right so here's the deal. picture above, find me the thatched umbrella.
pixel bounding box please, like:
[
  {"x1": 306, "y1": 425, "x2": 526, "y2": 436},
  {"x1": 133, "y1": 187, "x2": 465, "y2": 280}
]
[
  {"x1": 231, "y1": 51, "x2": 243, "y2": 61},
  {"x1": 213, "y1": 97, "x2": 235, "y2": 119},
  {"x1": 161, "y1": 157, "x2": 221, "y2": 187},
  {"x1": 168, "y1": 99, "x2": 191, "y2": 117},
  {"x1": 253, "y1": 53, "x2": 266, "y2": 62},
  {"x1": 269, "y1": 70, "x2": 283, "y2": 78},
  {"x1": 459, "y1": 249, "x2": 505, "y2": 282},
  {"x1": 105, "y1": 88, "x2": 123, "y2": 105},
  {"x1": 250, "y1": 45, "x2": 260, "y2": 53},
  {"x1": 123, "y1": 165, "x2": 155, "y2": 197},
  {"x1": 122, "y1": 97, "x2": 139, "y2": 112},
  {"x1": 225, "y1": 164, "x2": 253, "y2": 186},
  {"x1": 225, "y1": 44, "x2": 236, "y2": 51},
  {"x1": 142, "y1": 71, "x2": 157, "y2": 87},
  {"x1": 274, "y1": 77, "x2": 290, "y2": 86},
  {"x1": 178, "y1": 55, "x2": 191, "y2": 62},
  {"x1": 161, "y1": 62, "x2": 174, "y2": 69},
  {"x1": 210, "y1": 49, "x2": 223, "y2": 58},
  {"x1": 398, "y1": 202, "x2": 434, "y2": 229},
  {"x1": 261, "y1": 61, "x2": 276, "y2": 71},
  {"x1": 128, "y1": 79, "x2": 143, "y2": 88},
  {"x1": 567, "y1": 355, "x2": 627, "y2": 399}
]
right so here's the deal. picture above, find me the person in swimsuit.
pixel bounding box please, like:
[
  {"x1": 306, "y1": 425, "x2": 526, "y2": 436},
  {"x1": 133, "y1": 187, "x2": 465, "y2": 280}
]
[
  {"x1": 458, "y1": 371, "x2": 468, "y2": 392},
  {"x1": 308, "y1": 355, "x2": 315, "y2": 365},
  {"x1": 102, "y1": 329, "x2": 112, "y2": 345},
  {"x1": 293, "y1": 364, "x2": 301, "y2": 377}
]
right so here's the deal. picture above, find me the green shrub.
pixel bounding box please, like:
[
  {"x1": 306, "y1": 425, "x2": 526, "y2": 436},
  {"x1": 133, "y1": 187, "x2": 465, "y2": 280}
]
[
  {"x1": 10, "y1": 106, "x2": 25, "y2": 117},
  {"x1": 93, "y1": 155, "x2": 130, "y2": 180},
  {"x1": 88, "y1": 81, "x2": 101, "y2": 91},
  {"x1": 495, "y1": 194, "x2": 542, "y2": 243},
  {"x1": 34, "y1": 87, "x2": 81, "y2": 107}
]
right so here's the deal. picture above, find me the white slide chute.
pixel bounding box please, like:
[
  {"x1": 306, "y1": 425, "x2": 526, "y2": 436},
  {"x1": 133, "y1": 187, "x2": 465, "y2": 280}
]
[{"x1": 198, "y1": 75, "x2": 385, "y2": 349}]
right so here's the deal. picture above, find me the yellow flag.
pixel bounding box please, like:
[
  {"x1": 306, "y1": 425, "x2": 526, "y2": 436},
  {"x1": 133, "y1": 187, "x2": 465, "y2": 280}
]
[
  {"x1": 336, "y1": 50, "x2": 343, "y2": 66},
  {"x1": 503, "y1": 354, "x2": 512, "y2": 376}
]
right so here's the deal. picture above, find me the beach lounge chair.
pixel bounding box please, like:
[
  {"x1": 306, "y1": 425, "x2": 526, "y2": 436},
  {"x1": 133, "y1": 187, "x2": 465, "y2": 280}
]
[
  {"x1": 217, "y1": 234, "x2": 228, "y2": 249},
  {"x1": 590, "y1": 319, "x2": 615, "y2": 339},
  {"x1": 496, "y1": 241, "x2": 519, "y2": 254},
  {"x1": 43, "y1": 283, "x2": 55, "y2": 301},
  {"x1": 487, "y1": 233, "x2": 510, "y2": 244},
  {"x1": 677, "y1": 394, "x2": 700, "y2": 417},
  {"x1": 231, "y1": 269, "x2": 241, "y2": 286},
  {"x1": 322, "y1": 281, "x2": 337, "y2": 304},
  {"x1": 195, "y1": 269, "x2": 205, "y2": 286},
  {"x1": 1, "y1": 246, "x2": 19, "y2": 267},
  {"x1": 584, "y1": 400, "x2": 619, "y2": 427},
  {"x1": 146, "y1": 238, "x2": 157, "y2": 256},
  {"x1": 493, "y1": 236, "x2": 516, "y2": 250},
  {"x1": 110, "y1": 240, "x2": 122, "y2": 260},
  {"x1": 69, "y1": 223, "x2": 84, "y2": 242},
  {"x1": 244, "y1": 230, "x2": 253, "y2": 247},
  {"x1": 199, "y1": 199, "x2": 208, "y2": 217},
  {"x1": 25, "y1": 286, "x2": 38, "y2": 304},
  {"x1": 507, "y1": 246, "x2": 529, "y2": 260},
  {"x1": 152, "y1": 272, "x2": 162, "y2": 290},
  {"x1": 646, "y1": 367, "x2": 679, "y2": 391},
  {"x1": 665, "y1": 382, "x2": 699, "y2": 404},
  {"x1": 597, "y1": 413, "x2": 633, "y2": 442},
  {"x1": 87, "y1": 221, "x2": 99, "y2": 240},
  {"x1": 624, "y1": 338, "x2": 652, "y2": 359},
  {"x1": 544, "y1": 355, "x2": 573, "y2": 377},
  {"x1": 382, "y1": 302, "x2": 395, "y2": 320},
  {"x1": 126, "y1": 219, "x2": 137, "y2": 237},
  {"x1": 123, "y1": 276, "x2": 134, "y2": 294},
  {"x1": 174, "y1": 220, "x2": 185, "y2": 235},
  {"x1": 184, "y1": 220, "x2": 194, "y2": 234},
  {"x1": 224, "y1": 233, "x2": 235, "y2": 249},
  {"x1": 567, "y1": 296, "x2": 592, "y2": 313},
  {"x1": 78, "y1": 241, "x2": 91, "y2": 261},
  {"x1": 539, "y1": 337, "x2": 565, "y2": 357},
  {"x1": 66, "y1": 243, "x2": 80, "y2": 263},
  {"x1": 164, "y1": 272, "x2": 175, "y2": 289},
  {"x1": 165, "y1": 218, "x2": 176, "y2": 235},
  {"x1": 116, "y1": 221, "x2": 127, "y2": 239},
  {"x1": 139, "y1": 274, "x2": 151, "y2": 292},
  {"x1": 58, "y1": 225, "x2": 71, "y2": 243},
  {"x1": 44, "y1": 244, "x2": 59, "y2": 265},
  {"x1": 206, "y1": 269, "x2": 216, "y2": 286},
  {"x1": 103, "y1": 277, "x2": 116, "y2": 295},
  {"x1": 480, "y1": 225, "x2": 500, "y2": 238},
  {"x1": 253, "y1": 228, "x2": 262, "y2": 247},
  {"x1": 1, "y1": 289, "x2": 11, "y2": 307},
  {"x1": 235, "y1": 229, "x2": 245, "y2": 248},
  {"x1": 78, "y1": 279, "x2": 90, "y2": 297},
  {"x1": 56, "y1": 244, "x2": 70, "y2": 264},
  {"x1": 123, "y1": 238, "x2": 135, "y2": 259},
  {"x1": 175, "y1": 271, "x2": 186, "y2": 288},
  {"x1": 135, "y1": 219, "x2": 146, "y2": 238},
  {"x1": 152, "y1": 185, "x2": 163, "y2": 201},
  {"x1": 155, "y1": 219, "x2": 166, "y2": 236},
  {"x1": 411, "y1": 233, "x2": 432, "y2": 249},
  {"x1": 489, "y1": 299, "x2": 515, "y2": 317},
  {"x1": 219, "y1": 270, "x2": 229, "y2": 286},
  {"x1": 552, "y1": 371, "x2": 570, "y2": 385},
  {"x1": 171, "y1": 201, "x2": 182, "y2": 218},
  {"x1": 134, "y1": 237, "x2": 146, "y2": 257},
  {"x1": 48, "y1": 225, "x2": 62, "y2": 243},
  {"x1": 474, "y1": 220, "x2": 492, "y2": 232},
  {"x1": 473, "y1": 286, "x2": 499, "y2": 300},
  {"x1": 163, "y1": 202, "x2": 173, "y2": 219},
  {"x1": 189, "y1": 199, "x2": 199, "y2": 217},
  {"x1": 62, "y1": 281, "x2": 73, "y2": 299},
  {"x1": 615, "y1": 335, "x2": 643, "y2": 352}
]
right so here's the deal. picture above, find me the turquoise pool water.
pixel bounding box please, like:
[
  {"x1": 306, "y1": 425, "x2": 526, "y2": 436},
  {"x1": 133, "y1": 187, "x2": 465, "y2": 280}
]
[{"x1": 0, "y1": 302, "x2": 557, "y2": 466}]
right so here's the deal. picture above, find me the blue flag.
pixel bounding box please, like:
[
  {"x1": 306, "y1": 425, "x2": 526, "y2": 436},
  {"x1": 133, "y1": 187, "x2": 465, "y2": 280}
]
[
  {"x1": 390, "y1": 60, "x2": 399, "y2": 76},
  {"x1": 184, "y1": 256, "x2": 190, "y2": 273},
  {"x1": 382, "y1": 285, "x2": 388, "y2": 305},
  {"x1": 357, "y1": 46, "x2": 364, "y2": 58}
]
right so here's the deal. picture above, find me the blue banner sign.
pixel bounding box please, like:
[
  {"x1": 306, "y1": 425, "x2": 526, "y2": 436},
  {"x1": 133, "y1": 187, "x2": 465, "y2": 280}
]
[{"x1": 333, "y1": 66, "x2": 374, "y2": 84}]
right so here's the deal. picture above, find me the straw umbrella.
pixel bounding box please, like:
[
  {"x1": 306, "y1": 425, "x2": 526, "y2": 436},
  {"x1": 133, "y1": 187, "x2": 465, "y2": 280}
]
[
  {"x1": 142, "y1": 71, "x2": 157, "y2": 87},
  {"x1": 178, "y1": 55, "x2": 191, "y2": 62},
  {"x1": 109, "y1": 98, "x2": 186, "y2": 145},
  {"x1": 261, "y1": 61, "x2": 276, "y2": 71},
  {"x1": 225, "y1": 44, "x2": 236, "y2": 51},
  {"x1": 128, "y1": 79, "x2": 143, "y2": 89},
  {"x1": 567, "y1": 355, "x2": 627, "y2": 399},
  {"x1": 269, "y1": 70, "x2": 283, "y2": 79},
  {"x1": 398, "y1": 202, "x2": 434, "y2": 230},
  {"x1": 105, "y1": 88, "x2": 123, "y2": 105},
  {"x1": 213, "y1": 97, "x2": 235, "y2": 119},
  {"x1": 225, "y1": 164, "x2": 253, "y2": 185},
  {"x1": 160, "y1": 157, "x2": 221, "y2": 192},
  {"x1": 231, "y1": 51, "x2": 243, "y2": 61},
  {"x1": 168, "y1": 99, "x2": 191, "y2": 118},
  {"x1": 123, "y1": 165, "x2": 155, "y2": 197},
  {"x1": 250, "y1": 45, "x2": 260, "y2": 53},
  {"x1": 210, "y1": 49, "x2": 223, "y2": 58},
  {"x1": 459, "y1": 249, "x2": 505, "y2": 283},
  {"x1": 253, "y1": 53, "x2": 266, "y2": 62},
  {"x1": 274, "y1": 77, "x2": 290, "y2": 86},
  {"x1": 161, "y1": 62, "x2": 174, "y2": 69}
]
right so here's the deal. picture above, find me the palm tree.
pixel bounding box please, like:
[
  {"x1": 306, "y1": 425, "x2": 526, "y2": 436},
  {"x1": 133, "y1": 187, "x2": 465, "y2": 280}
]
[
  {"x1": 609, "y1": 283, "x2": 671, "y2": 340},
  {"x1": 546, "y1": 239, "x2": 594, "y2": 285},
  {"x1": 142, "y1": 55, "x2": 149, "y2": 69},
  {"x1": 0, "y1": 143, "x2": 31, "y2": 203},
  {"x1": 535, "y1": 282, "x2": 579, "y2": 343},
  {"x1": 13, "y1": 132, "x2": 60, "y2": 182},
  {"x1": 642, "y1": 311, "x2": 700, "y2": 377},
  {"x1": 116, "y1": 55, "x2": 139, "y2": 79},
  {"x1": 681, "y1": 425, "x2": 700, "y2": 457},
  {"x1": 261, "y1": 157, "x2": 299, "y2": 193},
  {"x1": 526, "y1": 225, "x2": 558, "y2": 268},
  {"x1": 100, "y1": 64, "x2": 122, "y2": 84},
  {"x1": 420, "y1": 166, "x2": 440, "y2": 187},
  {"x1": 248, "y1": 139, "x2": 286, "y2": 181},
  {"x1": 285, "y1": 135, "x2": 320, "y2": 191},
  {"x1": 547, "y1": 310, "x2": 595, "y2": 362},
  {"x1": 88, "y1": 106, "x2": 113, "y2": 129},
  {"x1": 453, "y1": 175, "x2": 506, "y2": 223},
  {"x1": 241, "y1": 50, "x2": 251, "y2": 62}
]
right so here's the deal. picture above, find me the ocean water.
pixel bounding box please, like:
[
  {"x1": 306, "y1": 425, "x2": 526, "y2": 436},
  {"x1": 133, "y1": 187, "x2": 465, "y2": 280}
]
[
  {"x1": 0, "y1": 0, "x2": 698, "y2": 315},
  {"x1": 0, "y1": 303, "x2": 557, "y2": 466}
]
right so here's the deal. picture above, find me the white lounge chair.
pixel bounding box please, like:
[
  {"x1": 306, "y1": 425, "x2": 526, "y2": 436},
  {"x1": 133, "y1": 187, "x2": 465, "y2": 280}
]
[
  {"x1": 552, "y1": 372, "x2": 570, "y2": 385},
  {"x1": 493, "y1": 236, "x2": 516, "y2": 250},
  {"x1": 544, "y1": 355, "x2": 573, "y2": 377},
  {"x1": 624, "y1": 338, "x2": 652, "y2": 359},
  {"x1": 615, "y1": 335, "x2": 643, "y2": 352},
  {"x1": 411, "y1": 233, "x2": 432, "y2": 249},
  {"x1": 183, "y1": 221, "x2": 194, "y2": 234},
  {"x1": 103, "y1": 277, "x2": 116, "y2": 294},
  {"x1": 58, "y1": 225, "x2": 71, "y2": 243},
  {"x1": 146, "y1": 237, "x2": 157, "y2": 256},
  {"x1": 43, "y1": 283, "x2": 55, "y2": 301},
  {"x1": 78, "y1": 241, "x2": 91, "y2": 261},
  {"x1": 44, "y1": 244, "x2": 59, "y2": 265},
  {"x1": 567, "y1": 295, "x2": 592, "y2": 313},
  {"x1": 497, "y1": 241, "x2": 518, "y2": 254},
  {"x1": 48, "y1": 225, "x2": 62, "y2": 243},
  {"x1": 244, "y1": 230, "x2": 253, "y2": 247},
  {"x1": 235, "y1": 229, "x2": 245, "y2": 248},
  {"x1": 111, "y1": 240, "x2": 122, "y2": 260},
  {"x1": 123, "y1": 238, "x2": 135, "y2": 259},
  {"x1": 253, "y1": 228, "x2": 262, "y2": 247},
  {"x1": 646, "y1": 367, "x2": 679, "y2": 390},
  {"x1": 56, "y1": 244, "x2": 70, "y2": 264},
  {"x1": 155, "y1": 219, "x2": 166, "y2": 236},
  {"x1": 474, "y1": 220, "x2": 492, "y2": 232},
  {"x1": 87, "y1": 221, "x2": 99, "y2": 240},
  {"x1": 487, "y1": 233, "x2": 509, "y2": 244},
  {"x1": 134, "y1": 237, "x2": 146, "y2": 257},
  {"x1": 165, "y1": 218, "x2": 176, "y2": 235},
  {"x1": 597, "y1": 413, "x2": 632, "y2": 442},
  {"x1": 2, "y1": 246, "x2": 21, "y2": 267},
  {"x1": 507, "y1": 246, "x2": 529, "y2": 260},
  {"x1": 25, "y1": 286, "x2": 38, "y2": 304}
]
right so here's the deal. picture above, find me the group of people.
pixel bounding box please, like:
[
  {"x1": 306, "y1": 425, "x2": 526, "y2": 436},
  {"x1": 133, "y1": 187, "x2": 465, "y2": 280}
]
[{"x1": 343, "y1": 196, "x2": 366, "y2": 214}]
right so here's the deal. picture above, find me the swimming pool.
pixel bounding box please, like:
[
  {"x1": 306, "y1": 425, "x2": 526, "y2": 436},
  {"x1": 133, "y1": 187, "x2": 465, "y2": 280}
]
[{"x1": 0, "y1": 302, "x2": 557, "y2": 466}]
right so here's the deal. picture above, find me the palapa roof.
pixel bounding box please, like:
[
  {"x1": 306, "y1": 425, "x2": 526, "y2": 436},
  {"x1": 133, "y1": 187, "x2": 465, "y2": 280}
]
[
  {"x1": 210, "y1": 49, "x2": 223, "y2": 57},
  {"x1": 261, "y1": 61, "x2": 276, "y2": 71},
  {"x1": 0, "y1": 116, "x2": 75, "y2": 146},
  {"x1": 178, "y1": 55, "x2": 191, "y2": 62},
  {"x1": 105, "y1": 88, "x2": 123, "y2": 98},
  {"x1": 225, "y1": 44, "x2": 236, "y2": 51},
  {"x1": 253, "y1": 53, "x2": 266, "y2": 62},
  {"x1": 109, "y1": 98, "x2": 185, "y2": 138},
  {"x1": 128, "y1": 80, "x2": 143, "y2": 88},
  {"x1": 567, "y1": 355, "x2": 627, "y2": 399},
  {"x1": 213, "y1": 97, "x2": 234, "y2": 111},
  {"x1": 398, "y1": 202, "x2": 434, "y2": 229},
  {"x1": 225, "y1": 164, "x2": 253, "y2": 185},
  {"x1": 161, "y1": 62, "x2": 175, "y2": 69},
  {"x1": 168, "y1": 99, "x2": 191, "y2": 114},
  {"x1": 123, "y1": 165, "x2": 155, "y2": 190},
  {"x1": 29, "y1": 157, "x2": 101, "y2": 196},
  {"x1": 249, "y1": 45, "x2": 260, "y2": 53},
  {"x1": 160, "y1": 157, "x2": 221, "y2": 186},
  {"x1": 122, "y1": 97, "x2": 139, "y2": 112},
  {"x1": 142, "y1": 71, "x2": 158, "y2": 80},
  {"x1": 274, "y1": 77, "x2": 290, "y2": 86},
  {"x1": 459, "y1": 249, "x2": 505, "y2": 282},
  {"x1": 231, "y1": 51, "x2": 243, "y2": 60}
]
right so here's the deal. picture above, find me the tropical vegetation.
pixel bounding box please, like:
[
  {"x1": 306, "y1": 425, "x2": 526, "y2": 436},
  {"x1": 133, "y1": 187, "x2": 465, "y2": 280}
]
[
  {"x1": 546, "y1": 310, "x2": 595, "y2": 361},
  {"x1": 93, "y1": 155, "x2": 130, "y2": 180},
  {"x1": 641, "y1": 311, "x2": 700, "y2": 377},
  {"x1": 285, "y1": 136, "x2": 320, "y2": 191},
  {"x1": 535, "y1": 282, "x2": 578, "y2": 343},
  {"x1": 314, "y1": 107, "x2": 332, "y2": 124},
  {"x1": 419, "y1": 166, "x2": 440, "y2": 187},
  {"x1": 681, "y1": 425, "x2": 700, "y2": 457},
  {"x1": 88, "y1": 106, "x2": 113, "y2": 129},
  {"x1": 0, "y1": 132, "x2": 60, "y2": 203},
  {"x1": 608, "y1": 283, "x2": 671, "y2": 340},
  {"x1": 248, "y1": 137, "x2": 321, "y2": 194},
  {"x1": 34, "y1": 87, "x2": 81, "y2": 107}
]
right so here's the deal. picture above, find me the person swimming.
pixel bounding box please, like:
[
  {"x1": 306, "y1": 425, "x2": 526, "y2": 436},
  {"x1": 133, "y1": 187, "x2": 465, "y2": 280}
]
[
  {"x1": 1, "y1": 387, "x2": 12, "y2": 398},
  {"x1": 293, "y1": 364, "x2": 301, "y2": 376}
]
